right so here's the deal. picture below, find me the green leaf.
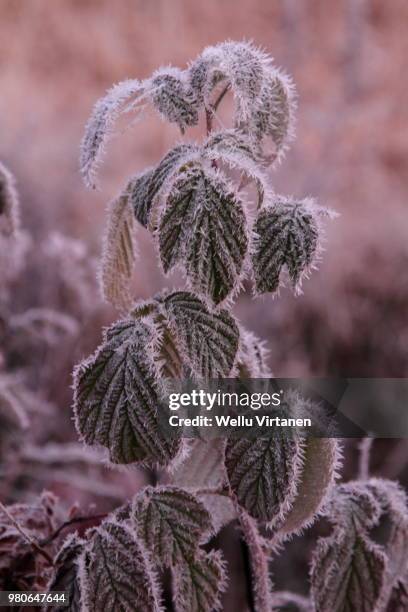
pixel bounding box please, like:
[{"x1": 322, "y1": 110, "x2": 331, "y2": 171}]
[
  {"x1": 73, "y1": 318, "x2": 179, "y2": 466},
  {"x1": 173, "y1": 550, "x2": 227, "y2": 612},
  {"x1": 162, "y1": 291, "x2": 239, "y2": 377},
  {"x1": 251, "y1": 197, "x2": 319, "y2": 295},
  {"x1": 133, "y1": 485, "x2": 212, "y2": 566},
  {"x1": 128, "y1": 144, "x2": 198, "y2": 229},
  {"x1": 82, "y1": 520, "x2": 161, "y2": 612}
]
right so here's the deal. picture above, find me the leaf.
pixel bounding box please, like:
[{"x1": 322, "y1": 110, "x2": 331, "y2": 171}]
[
  {"x1": 311, "y1": 531, "x2": 386, "y2": 612},
  {"x1": 203, "y1": 129, "x2": 269, "y2": 206},
  {"x1": 81, "y1": 520, "x2": 162, "y2": 612},
  {"x1": 159, "y1": 166, "x2": 248, "y2": 303},
  {"x1": 158, "y1": 166, "x2": 201, "y2": 272},
  {"x1": 80, "y1": 79, "x2": 143, "y2": 188},
  {"x1": 172, "y1": 550, "x2": 227, "y2": 612},
  {"x1": 47, "y1": 534, "x2": 83, "y2": 612},
  {"x1": 236, "y1": 328, "x2": 271, "y2": 378},
  {"x1": 161, "y1": 291, "x2": 239, "y2": 377},
  {"x1": 225, "y1": 434, "x2": 304, "y2": 525},
  {"x1": 0, "y1": 161, "x2": 20, "y2": 237},
  {"x1": 186, "y1": 168, "x2": 248, "y2": 304},
  {"x1": 133, "y1": 485, "x2": 212, "y2": 566},
  {"x1": 128, "y1": 144, "x2": 199, "y2": 229},
  {"x1": 189, "y1": 42, "x2": 267, "y2": 120},
  {"x1": 386, "y1": 578, "x2": 408, "y2": 612},
  {"x1": 251, "y1": 197, "x2": 320, "y2": 295},
  {"x1": 99, "y1": 194, "x2": 136, "y2": 311},
  {"x1": 150, "y1": 67, "x2": 199, "y2": 132},
  {"x1": 244, "y1": 70, "x2": 296, "y2": 158},
  {"x1": 73, "y1": 318, "x2": 179, "y2": 466},
  {"x1": 275, "y1": 438, "x2": 341, "y2": 538},
  {"x1": 367, "y1": 479, "x2": 408, "y2": 607}
]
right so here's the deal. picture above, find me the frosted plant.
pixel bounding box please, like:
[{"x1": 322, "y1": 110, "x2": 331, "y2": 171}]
[{"x1": 66, "y1": 41, "x2": 408, "y2": 612}]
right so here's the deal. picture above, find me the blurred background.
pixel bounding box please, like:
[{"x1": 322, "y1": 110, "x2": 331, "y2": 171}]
[{"x1": 0, "y1": 0, "x2": 407, "y2": 604}]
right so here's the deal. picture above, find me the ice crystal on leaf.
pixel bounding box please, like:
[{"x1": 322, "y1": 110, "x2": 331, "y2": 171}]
[
  {"x1": 311, "y1": 479, "x2": 408, "y2": 612},
  {"x1": 172, "y1": 549, "x2": 227, "y2": 612},
  {"x1": 160, "y1": 291, "x2": 239, "y2": 377},
  {"x1": 133, "y1": 485, "x2": 212, "y2": 566},
  {"x1": 80, "y1": 79, "x2": 143, "y2": 188},
  {"x1": 159, "y1": 166, "x2": 248, "y2": 304},
  {"x1": 149, "y1": 67, "x2": 199, "y2": 132},
  {"x1": 99, "y1": 194, "x2": 136, "y2": 311},
  {"x1": 225, "y1": 434, "x2": 304, "y2": 525},
  {"x1": 251, "y1": 196, "x2": 323, "y2": 295},
  {"x1": 73, "y1": 318, "x2": 179, "y2": 466},
  {"x1": 81, "y1": 520, "x2": 162, "y2": 612},
  {"x1": 188, "y1": 41, "x2": 266, "y2": 120},
  {"x1": 128, "y1": 144, "x2": 198, "y2": 229}
]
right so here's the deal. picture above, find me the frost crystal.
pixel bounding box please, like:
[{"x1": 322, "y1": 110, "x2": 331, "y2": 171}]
[
  {"x1": 252, "y1": 196, "x2": 321, "y2": 295},
  {"x1": 81, "y1": 520, "x2": 162, "y2": 612},
  {"x1": 133, "y1": 485, "x2": 212, "y2": 566},
  {"x1": 73, "y1": 318, "x2": 179, "y2": 466}
]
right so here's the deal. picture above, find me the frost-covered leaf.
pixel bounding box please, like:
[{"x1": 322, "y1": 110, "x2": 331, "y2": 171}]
[
  {"x1": 80, "y1": 79, "x2": 143, "y2": 188},
  {"x1": 73, "y1": 318, "x2": 179, "y2": 466},
  {"x1": 368, "y1": 479, "x2": 408, "y2": 607},
  {"x1": 133, "y1": 485, "x2": 212, "y2": 566},
  {"x1": 236, "y1": 328, "x2": 271, "y2": 378},
  {"x1": 225, "y1": 434, "x2": 304, "y2": 525},
  {"x1": 275, "y1": 438, "x2": 341, "y2": 538},
  {"x1": 189, "y1": 42, "x2": 267, "y2": 120},
  {"x1": 0, "y1": 161, "x2": 20, "y2": 237},
  {"x1": 150, "y1": 67, "x2": 199, "y2": 132},
  {"x1": 184, "y1": 168, "x2": 248, "y2": 304},
  {"x1": 99, "y1": 195, "x2": 136, "y2": 311},
  {"x1": 81, "y1": 520, "x2": 161, "y2": 612},
  {"x1": 47, "y1": 534, "x2": 83, "y2": 612},
  {"x1": 173, "y1": 550, "x2": 227, "y2": 612},
  {"x1": 203, "y1": 129, "x2": 269, "y2": 206},
  {"x1": 128, "y1": 144, "x2": 198, "y2": 229},
  {"x1": 158, "y1": 165, "x2": 201, "y2": 273},
  {"x1": 310, "y1": 479, "x2": 408, "y2": 612},
  {"x1": 251, "y1": 197, "x2": 320, "y2": 295},
  {"x1": 161, "y1": 291, "x2": 239, "y2": 377},
  {"x1": 311, "y1": 531, "x2": 386, "y2": 612},
  {"x1": 243, "y1": 70, "x2": 296, "y2": 159},
  {"x1": 159, "y1": 166, "x2": 248, "y2": 303}
]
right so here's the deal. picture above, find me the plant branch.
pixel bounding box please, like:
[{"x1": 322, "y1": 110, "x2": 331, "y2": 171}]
[
  {"x1": 0, "y1": 501, "x2": 54, "y2": 566},
  {"x1": 205, "y1": 83, "x2": 231, "y2": 135},
  {"x1": 237, "y1": 507, "x2": 273, "y2": 612}
]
